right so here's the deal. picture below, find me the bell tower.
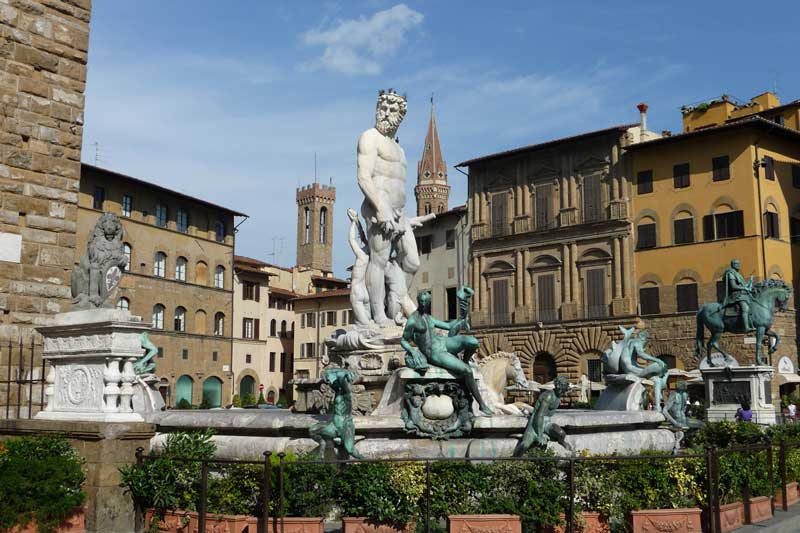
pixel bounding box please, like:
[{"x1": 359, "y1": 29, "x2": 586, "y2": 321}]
[
  {"x1": 415, "y1": 99, "x2": 450, "y2": 216},
  {"x1": 296, "y1": 182, "x2": 335, "y2": 273}
]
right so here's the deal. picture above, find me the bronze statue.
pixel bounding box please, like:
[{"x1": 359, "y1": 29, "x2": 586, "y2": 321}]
[
  {"x1": 309, "y1": 367, "x2": 363, "y2": 459},
  {"x1": 400, "y1": 288, "x2": 493, "y2": 416},
  {"x1": 696, "y1": 259, "x2": 791, "y2": 366},
  {"x1": 514, "y1": 375, "x2": 572, "y2": 456},
  {"x1": 71, "y1": 213, "x2": 128, "y2": 310},
  {"x1": 662, "y1": 381, "x2": 702, "y2": 430},
  {"x1": 134, "y1": 332, "x2": 157, "y2": 376}
]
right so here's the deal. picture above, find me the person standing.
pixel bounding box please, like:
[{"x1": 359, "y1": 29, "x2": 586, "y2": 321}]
[{"x1": 735, "y1": 401, "x2": 753, "y2": 422}]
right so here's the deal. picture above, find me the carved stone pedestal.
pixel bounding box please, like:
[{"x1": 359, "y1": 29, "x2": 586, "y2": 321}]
[
  {"x1": 594, "y1": 374, "x2": 648, "y2": 411},
  {"x1": 35, "y1": 308, "x2": 150, "y2": 422},
  {"x1": 701, "y1": 365, "x2": 776, "y2": 424}
]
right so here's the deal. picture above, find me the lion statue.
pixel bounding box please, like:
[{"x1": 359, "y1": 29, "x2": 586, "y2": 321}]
[{"x1": 71, "y1": 212, "x2": 128, "y2": 310}]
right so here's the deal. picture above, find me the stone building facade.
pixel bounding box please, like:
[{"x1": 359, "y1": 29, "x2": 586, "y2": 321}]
[
  {"x1": 629, "y1": 92, "x2": 800, "y2": 391},
  {"x1": 77, "y1": 164, "x2": 244, "y2": 408},
  {"x1": 456, "y1": 112, "x2": 659, "y2": 387},
  {"x1": 292, "y1": 288, "x2": 351, "y2": 386},
  {"x1": 0, "y1": 0, "x2": 92, "y2": 341},
  {"x1": 296, "y1": 183, "x2": 335, "y2": 274}
]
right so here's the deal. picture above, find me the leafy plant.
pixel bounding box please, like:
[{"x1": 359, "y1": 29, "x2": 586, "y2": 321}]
[
  {"x1": 176, "y1": 398, "x2": 192, "y2": 409},
  {"x1": 231, "y1": 394, "x2": 242, "y2": 408},
  {"x1": 0, "y1": 436, "x2": 86, "y2": 533},
  {"x1": 335, "y1": 461, "x2": 420, "y2": 528},
  {"x1": 241, "y1": 393, "x2": 256, "y2": 407}
]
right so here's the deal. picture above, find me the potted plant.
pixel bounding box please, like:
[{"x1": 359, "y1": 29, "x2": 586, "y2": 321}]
[{"x1": 0, "y1": 436, "x2": 86, "y2": 533}]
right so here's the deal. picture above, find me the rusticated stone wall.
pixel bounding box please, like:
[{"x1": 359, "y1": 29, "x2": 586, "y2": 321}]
[{"x1": 0, "y1": 0, "x2": 91, "y2": 340}]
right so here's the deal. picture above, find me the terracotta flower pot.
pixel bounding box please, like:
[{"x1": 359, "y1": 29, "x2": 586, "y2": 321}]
[
  {"x1": 10, "y1": 507, "x2": 85, "y2": 533},
  {"x1": 775, "y1": 481, "x2": 800, "y2": 506},
  {"x1": 343, "y1": 517, "x2": 414, "y2": 533},
  {"x1": 630, "y1": 508, "x2": 702, "y2": 533},
  {"x1": 540, "y1": 512, "x2": 609, "y2": 533},
  {"x1": 447, "y1": 514, "x2": 521, "y2": 533},
  {"x1": 747, "y1": 495, "x2": 772, "y2": 524},
  {"x1": 146, "y1": 510, "x2": 324, "y2": 533},
  {"x1": 718, "y1": 501, "x2": 744, "y2": 533},
  {"x1": 262, "y1": 516, "x2": 325, "y2": 533}
]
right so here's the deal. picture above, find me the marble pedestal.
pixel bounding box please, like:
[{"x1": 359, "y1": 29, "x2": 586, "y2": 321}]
[
  {"x1": 594, "y1": 374, "x2": 648, "y2": 411},
  {"x1": 35, "y1": 308, "x2": 150, "y2": 422},
  {"x1": 701, "y1": 365, "x2": 776, "y2": 424}
]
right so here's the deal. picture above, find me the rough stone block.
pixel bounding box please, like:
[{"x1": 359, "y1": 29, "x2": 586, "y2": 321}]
[
  {"x1": 14, "y1": 43, "x2": 58, "y2": 72},
  {"x1": 36, "y1": 244, "x2": 73, "y2": 266},
  {"x1": 0, "y1": 4, "x2": 20, "y2": 26},
  {"x1": 21, "y1": 226, "x2": 58, "y2": 244}
]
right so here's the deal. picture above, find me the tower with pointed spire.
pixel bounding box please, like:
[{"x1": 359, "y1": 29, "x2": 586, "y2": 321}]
[{"x1": 415, "y1": 98, "x2": 450, "y2": 216}]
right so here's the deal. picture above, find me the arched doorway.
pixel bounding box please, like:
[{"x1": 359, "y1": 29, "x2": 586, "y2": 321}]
[
  {"x1": 202, "y1": 376, "x2": 223, "y2": 408},
  {"x1": 175, "y1": 375, "x2": 194, "y2": 407},
  {"x1": 267, "y1": 390, "x2": 276, "y2": 404},
  {"x1": 533, "y1": 352, "x2": 557, "y2": 383},
  {"x1": 239, "y1": 375, "x2": 255, "y2": 399}
]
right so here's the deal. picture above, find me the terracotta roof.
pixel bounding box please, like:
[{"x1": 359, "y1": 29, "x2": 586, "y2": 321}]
[
  {"x1": 291, "y1": 288, "x2": 351, "y2": 301},
  {"x1": 625, "y1": 116, "x2": 800, "y2": 151},
  {"x1": 269, "y1": 286, "x2": 298, "y2": 298},
  {"x1": 82, "y1": 163, "x2": 247, "y2": 216},
  {"x1": 235, "y1": 264, "x2": 271, "y2": 276},
  {"x1": 455, "y1": 124, "x2": 637, "y2": 168},
  {"x1": 312, "y1": 275, "x2": 349, "y2": 286}
]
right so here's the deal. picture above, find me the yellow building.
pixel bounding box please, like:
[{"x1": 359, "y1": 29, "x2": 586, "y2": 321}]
[{"x1": 630, "y1": 93, "x2": 800, "y2": 381}]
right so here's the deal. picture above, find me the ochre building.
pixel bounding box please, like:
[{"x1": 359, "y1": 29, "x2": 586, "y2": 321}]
[{"x1": 77, "y1": 164, "x2": 244, "y2": 408}]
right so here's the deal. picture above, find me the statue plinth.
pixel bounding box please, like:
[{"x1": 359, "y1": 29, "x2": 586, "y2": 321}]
[
  {"x1": 35, "y1": 308, "x2": 151, "y2": 422},
  {"x1": 701, "y1": 365, "x2": 776, "y2": 425}
]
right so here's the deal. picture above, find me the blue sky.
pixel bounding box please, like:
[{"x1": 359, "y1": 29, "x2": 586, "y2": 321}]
[{"x1": 82, "y1": 1, "x2": 800, "y2": 276}]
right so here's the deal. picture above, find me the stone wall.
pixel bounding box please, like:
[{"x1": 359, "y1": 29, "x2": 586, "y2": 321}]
[{"x1": 0, "y1": 0, "x2": 91, "y2": 341}]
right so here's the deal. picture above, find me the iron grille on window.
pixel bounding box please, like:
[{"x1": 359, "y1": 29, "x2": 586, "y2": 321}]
[
  {"x1": 587, "y1": 359, "x2": 603, "y2": 383},
  {"x1": 122, "y1": 194, "x2": 133, "y2": 217}
]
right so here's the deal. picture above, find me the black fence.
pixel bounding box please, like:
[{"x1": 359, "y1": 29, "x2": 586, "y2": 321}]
[
  {"x1": 1, "y1": 337, "x2": 46, "y2": 420},
  {"x1": 134, "y1": 439, "x2": 800, "y2": 533}
]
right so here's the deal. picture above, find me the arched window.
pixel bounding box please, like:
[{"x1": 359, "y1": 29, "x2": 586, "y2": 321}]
[
  {"x1": 673, "y1": 211, "x2": 694, "y2": 245},
  {"x1": 267, "y1": 390, "x2": 276, "y2": 404},
  {"x1": 319, "y1": 207, "x2": 327, "y2": 244},
  {"x1": 214, "y1": 312, "x2": 225, "y2": 336},
  {"x1": 117, "y1": 297, "x2": 130, "y2": 311},
  {"x1": 639, "y1": 281, "x2": 660, "y2": 315},
  {"x1": 304, "y1": 207, "x2": 310, "y2": 244},
  {"x1": 195, "y1": 261, "x2": 208, "y2": 285},
  {"x1": 658, "y1": 354, "x2": 677, "y2": 369},
  {"x1": 280, "y1": 320, "x2": 287, "y2": 338},
  {"x1": 152, "y1": 304, "x2": 164, "y2": 329},
  {"x1": 437, "y1": 204, "x2": 444, "y2": 213},
  {"x1": 290, "y1": 322, "x2": 295, "y2": 338},
  {"x1": 202, "y1": 376, "x2": 223, "y2": 408},
  {"x1": 175, "y1": 256, "x2": 187, "y2": 282},
  {"x1": 214, "y1": 266, "x2": 225, "y2": 289},
  {"x1": 214, "y1": 221, "x2": 225, "y2": 242},
  {"x1": 765, "y1": 204, "x2": 780, "y2": 239},
  {"x1": 194, "y1": 309, "x2": 207, "y2": 335},
  {"x1": 174, "y1": 306, "x2": 186, "y2": 332},
  {"x1": 154, "y1": 251, "x2": 166, "y2": 277},
  {"x1": 175, "y1": 375, "x2": 194, "y2": 407},
  {"x1": 239, "y1": 375, "x2": 255, "y2": 398},
  {"x1": 676, "y1": 278, "x2": 698, "y2": 312},
  {"x1": 533, "y1": 352, "x2": 557, "y2": 384},
  {"x1": 425, "y1": 203, "x2": 431, "y2": 215},
  {"x1": 270, "y1": 319, "x2": 277, "y2": 336},
  {"x1": 636, "y1": 216, "x2": 657, "y2": 249},
  {"x1": 123, "y1": 243, "x2": 132, "y2": 272}
]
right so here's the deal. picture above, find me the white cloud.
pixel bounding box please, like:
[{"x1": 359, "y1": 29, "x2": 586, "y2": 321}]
[{"x1": 301, "y1": 4, "x2": 423, "y2": 75}]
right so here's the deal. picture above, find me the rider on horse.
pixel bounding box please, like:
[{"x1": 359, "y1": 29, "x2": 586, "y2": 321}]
[{"x1": 721, "y1": 259, "x2": 755, "y2": 333}]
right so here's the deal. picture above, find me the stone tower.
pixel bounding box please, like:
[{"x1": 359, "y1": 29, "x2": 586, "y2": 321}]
[
  {"x1": 296, "y1": 182, "x2": 335, "y2": 273},
  {"x1": 415, "y1": 100, "x2": 450, "y2": 216}
]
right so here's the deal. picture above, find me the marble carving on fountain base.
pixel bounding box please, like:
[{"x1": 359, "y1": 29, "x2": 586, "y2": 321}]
[{"x1": 35, "y1": 308, "x2": 152, "y2": 422}]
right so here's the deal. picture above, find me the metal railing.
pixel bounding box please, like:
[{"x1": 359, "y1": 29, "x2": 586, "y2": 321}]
[
  {"x1": 1, "y1": 337, "x2": 46, "y2": 420},
  {"x1": 133, "y1": 439, "x2": 800, "y2": 533}
]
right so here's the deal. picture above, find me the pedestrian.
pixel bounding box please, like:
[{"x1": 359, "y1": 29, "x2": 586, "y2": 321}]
[
  {"x1": 735, "y1": 401, "x2": 753, "y2": 422},
  {"x1": 788, "y1": 400, "x2": 797, "y2": 422}
]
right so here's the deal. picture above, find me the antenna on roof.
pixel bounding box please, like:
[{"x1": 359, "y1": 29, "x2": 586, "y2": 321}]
[
  {"x1": 329, "y1": 176, "x2": 333, "y2": 186},
  {"x1": 769, "y1": 68, "x2": 779, "y2": 96},
  {"x1": 266, "y1": 237, "x2": 284, "y2": 263},
  {"x1": 92, "y1": 141, "x2": 103, "y2": 165}
]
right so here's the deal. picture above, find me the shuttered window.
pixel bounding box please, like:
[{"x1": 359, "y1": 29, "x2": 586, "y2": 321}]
[
  {"x1": 704, "y1": 211, "x2": 744, "y2": 240},
  {"x1": 637, "y1": 170, "x2": 653, "y2": 194},
  {"x1": 790, "y1": 217, "x2": 800, "y2": 243},
  {"x1": 676, "y1": 283, "x2": 698, "y2": 312},
  {"x1": 765, "y1": 211, "x2": 779, "y2": 239},
  {"x1": 586, "y1": 269, "x2": 606, "y2": 318},
  {"x1": 537, "y1": 274, "x2": 557, "y2": 322},
  {"x1": 492, "y1": 278, "x2": 509, "y2": 324},
  {"x1": 535, "y1": 184, "x2": 551, "y2": 230},
  {"x1": 639, "y1": 287, "x2": 660, "y2": 315},
  {"x1": 712, "y1": 156, "x2": 730, "y2": 181},
  {"x1": 636, "y1": 223, "x2": 657, "y2": 249},
  {"x1": 582, "y1": 174, "x2": 602, "y2": 222},
  {"x1": 764, "y1": 156, "x2": 775, "y2": 180},
  {"x1": 492, "y1": 193, "x2": 508, "y2": 235},
  {"x1": 673, "y1": 163, "x2": 690, "y2": 189},
  {"x1": 674, "y1": 218, "x2": 694, "y2": 244}
]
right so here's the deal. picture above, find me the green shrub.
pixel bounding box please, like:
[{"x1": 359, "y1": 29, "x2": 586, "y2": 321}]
[
  {"x1": 231, "y1": 394, "x2": 242, "y2": 408},
  {"x1": 0, "y1": 436, "x2": 86, "y2": 533},
  {"x1": 335, "y1": 461, "x2": 420, "y2": 528},
  {"x1": 176, "y1": 398, "x2": 192, "y2": 409},
  {"x1": 241, "y1": 393, "x2": 256, "y2": 407},
  {"x1": 690, "y1": 421, "x2": 766, "y2": 449}
]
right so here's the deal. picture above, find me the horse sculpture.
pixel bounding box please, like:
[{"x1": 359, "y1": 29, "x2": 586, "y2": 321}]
[
  {"x1": 695, "y1": 279, "x2": 791, "y2": 366},
  {"x1": 475, "y1": 351, "x2": 533, "y2": 415}
]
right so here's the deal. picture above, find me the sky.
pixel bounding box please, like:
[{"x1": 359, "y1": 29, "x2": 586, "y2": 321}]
[{"x1": 82, "y1": 1, "x2": 800, "y2": 277}]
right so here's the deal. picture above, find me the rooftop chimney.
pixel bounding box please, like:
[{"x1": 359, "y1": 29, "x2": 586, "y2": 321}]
[{"x1": 637, "y1": 102, "x2": 649, "y2": 132}]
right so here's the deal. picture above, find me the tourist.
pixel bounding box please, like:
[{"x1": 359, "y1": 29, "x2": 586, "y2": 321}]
[
  {"x1": 788, "y1": 400, "x2": 797, "y2": 422},
  {"x1": 735, "y1": 402, "x2": 753, "y2": 422}
]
